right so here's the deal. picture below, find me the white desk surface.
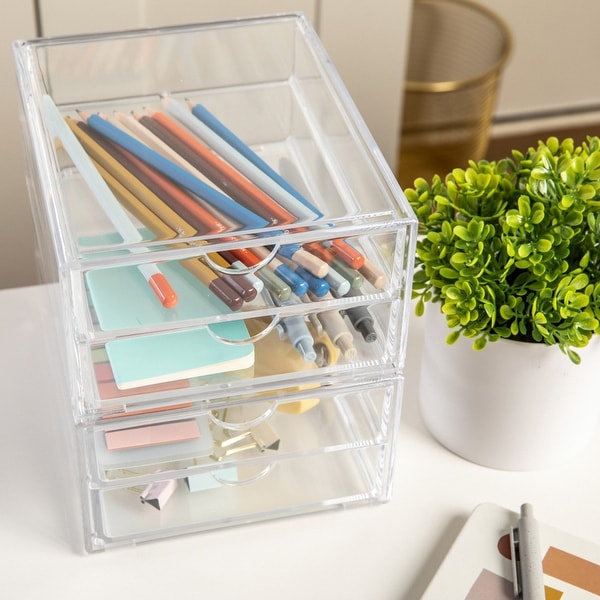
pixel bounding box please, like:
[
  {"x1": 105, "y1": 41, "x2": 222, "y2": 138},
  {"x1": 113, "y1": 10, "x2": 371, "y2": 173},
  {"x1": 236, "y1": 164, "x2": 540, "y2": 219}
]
[{"x1": 1, "y1": 284, "x2": 599, "y2": 599}]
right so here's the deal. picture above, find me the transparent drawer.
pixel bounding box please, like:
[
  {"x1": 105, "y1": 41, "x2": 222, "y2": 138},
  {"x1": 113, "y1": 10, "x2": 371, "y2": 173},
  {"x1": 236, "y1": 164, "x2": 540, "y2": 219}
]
[
  {"x1": 14, "y1": 14, "x2": 416, "y2": 276},
  {"x1": 89, "y1": 448, "x2": 392, "y2": 550},
  {"x1": 83, "y1": 379, "x2": 402, "y2": 485},
  {"x1": 77, "y1": 293, "x2": 407, "y2": 419},
  {"x1": 80, "y1": 376, "x2": 402, "y2": 551}
]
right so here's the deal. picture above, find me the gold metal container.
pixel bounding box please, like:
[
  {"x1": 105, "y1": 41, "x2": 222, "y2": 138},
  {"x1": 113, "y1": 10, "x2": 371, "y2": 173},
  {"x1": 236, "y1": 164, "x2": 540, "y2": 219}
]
[{"x1": 397, "y1": 0, "x2": 512, "y2": 187}]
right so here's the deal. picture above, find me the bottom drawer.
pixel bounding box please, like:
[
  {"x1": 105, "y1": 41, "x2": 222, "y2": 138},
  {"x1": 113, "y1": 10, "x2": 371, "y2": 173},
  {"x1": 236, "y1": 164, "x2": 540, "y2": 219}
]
[
  {"x1": 80, "y1": 379, "x2": 404, "y2": 551},
  {"x1": 89, "y1": 446, "x2": 391, "y2": 550}
]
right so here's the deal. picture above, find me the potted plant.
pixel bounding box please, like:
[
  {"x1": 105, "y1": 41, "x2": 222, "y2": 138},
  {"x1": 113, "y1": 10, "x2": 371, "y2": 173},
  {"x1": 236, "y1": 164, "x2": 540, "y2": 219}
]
[{"x1": 404, "y1": 136, "x2": 600, "y2": 470}]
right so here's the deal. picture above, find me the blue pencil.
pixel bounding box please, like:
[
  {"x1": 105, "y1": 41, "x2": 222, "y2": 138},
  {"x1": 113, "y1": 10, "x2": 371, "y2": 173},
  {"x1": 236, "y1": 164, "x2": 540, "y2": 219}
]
[
  {"x1": 277, "y1": 255, "x2": 330, "y2": 297},
  {"x1": 83, "y1": 113, "x2": 269, "y2": 230},
  {"x1": 250, "y1": 245, "x2": 308, "y2": 297},
  {"x1": 162, "y1": 97, "x2": 321, "y2": 222},
  {"x1": 188, "y1": 101, "x2": 324, "y2": 219}
]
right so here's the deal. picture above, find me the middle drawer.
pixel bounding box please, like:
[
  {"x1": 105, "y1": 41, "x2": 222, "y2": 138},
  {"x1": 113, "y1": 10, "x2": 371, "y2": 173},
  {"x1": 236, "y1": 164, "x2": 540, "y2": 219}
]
[
  {"x1": 76, "y1": 272, "x2": 408, "y2": 420},
  {"x1": 82, "y1": 377, "x2": 403, "y2": 487}
]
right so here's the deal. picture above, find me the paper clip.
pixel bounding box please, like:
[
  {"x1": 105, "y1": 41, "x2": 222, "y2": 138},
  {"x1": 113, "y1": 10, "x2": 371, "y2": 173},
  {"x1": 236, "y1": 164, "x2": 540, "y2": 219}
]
[
  {"x1": 139, "y1": 478, "x2": 178, "y2": 510},
  {"x1": 210, "y1": 421, "x2": 280, "y2": 461}
]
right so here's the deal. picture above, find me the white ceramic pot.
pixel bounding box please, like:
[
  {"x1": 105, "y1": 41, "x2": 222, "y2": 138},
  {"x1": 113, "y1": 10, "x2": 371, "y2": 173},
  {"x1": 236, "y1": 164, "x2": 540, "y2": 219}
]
[{"x1": 419, "y1": 306, "x2": 600, "y2": 470}]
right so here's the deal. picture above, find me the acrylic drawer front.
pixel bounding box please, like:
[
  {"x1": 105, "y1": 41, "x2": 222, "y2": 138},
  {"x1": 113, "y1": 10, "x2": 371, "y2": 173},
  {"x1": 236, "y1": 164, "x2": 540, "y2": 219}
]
[
  {"x1": 85, "y1": 379, "x2": 402, "y2": 486},
  {"x1": 88, "y1": 443, "x2": 395, "y2": 550},
  {"x1": 74, "y1": 227, "x2": 406, "y2": 339},
  {"x1": 78, "y1": 295, "x2": 407, "y2": 419}
]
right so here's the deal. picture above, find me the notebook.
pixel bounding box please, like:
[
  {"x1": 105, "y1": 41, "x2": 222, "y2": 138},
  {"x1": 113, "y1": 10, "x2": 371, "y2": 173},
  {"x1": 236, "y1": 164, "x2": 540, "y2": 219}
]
[
  {"x1": 85, "y1": 258, "x2": 240, "y2": 331},
  {"x1": 105, "y1": 325, "x2": 254, "y2": 389},
  {"x1": 421, "y1": 503, "x2": 600, "y2": 599},
  {"x1": 85, "y1": 255, "x2": 254, "y2": 389}
]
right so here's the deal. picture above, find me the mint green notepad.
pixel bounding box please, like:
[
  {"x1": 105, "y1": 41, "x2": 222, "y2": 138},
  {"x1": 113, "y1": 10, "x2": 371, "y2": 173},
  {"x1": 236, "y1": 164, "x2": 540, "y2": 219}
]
[
  {"x1": 105, "y1": 325, "x2": 254, "y2": 389},
  {"x1": 85, "y1": 257, "x2": 254, "y2": 389},
  {"x1": 85, "y1": 259, "x2": 234, "y2": 331}
]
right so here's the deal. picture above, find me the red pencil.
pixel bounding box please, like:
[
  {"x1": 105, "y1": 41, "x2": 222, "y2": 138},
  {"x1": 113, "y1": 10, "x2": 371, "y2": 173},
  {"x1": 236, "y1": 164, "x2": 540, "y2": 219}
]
[
  {"x1": 147, "y1": 110, "x2": 297, "y2": 227},
  {"x1": 109, "y1": 145, "x2": 229, "y2": 235},
  {"x1": 78, "y1": 119, "x2": 228, "y2": 235}
]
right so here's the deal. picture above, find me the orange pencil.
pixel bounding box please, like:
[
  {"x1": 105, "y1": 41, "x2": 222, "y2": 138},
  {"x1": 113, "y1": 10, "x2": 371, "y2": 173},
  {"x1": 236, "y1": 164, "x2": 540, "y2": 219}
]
[
  {"x1": 76, "y1": 119, "x2": 228, "y2": 236},
  {"x1": 110, "y1": 144, "x2": 230, "y2": 236},
  {"x1": 147, "y1": 110, "x2": 297, "y2": 226},
  {"x1": 328, "y1": 239, "x2": 365, "y2": 269}
]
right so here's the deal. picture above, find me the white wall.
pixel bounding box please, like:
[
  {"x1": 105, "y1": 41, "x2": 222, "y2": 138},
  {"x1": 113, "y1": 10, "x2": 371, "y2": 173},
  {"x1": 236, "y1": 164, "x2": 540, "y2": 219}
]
[{"x1": 474, "y1": 0, "x2": 600, "y2": 131}]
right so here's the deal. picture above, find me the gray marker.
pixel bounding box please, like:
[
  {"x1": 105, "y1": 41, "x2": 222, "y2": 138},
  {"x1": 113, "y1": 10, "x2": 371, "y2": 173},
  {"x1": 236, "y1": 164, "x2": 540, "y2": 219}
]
[{"x1": 510, "y1": 503, "x2": 545, "y2": 600}]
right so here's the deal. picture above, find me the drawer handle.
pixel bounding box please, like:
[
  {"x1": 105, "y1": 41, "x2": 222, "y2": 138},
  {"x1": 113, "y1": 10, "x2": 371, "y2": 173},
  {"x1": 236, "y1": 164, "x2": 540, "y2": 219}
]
[
  {"x1": 203, "y1": 242, "x2": 281, "y2": 276},
  {"x1": 211, "y1": 463, "x2": 273, "y2": 486},
  {"x1": 209, "y1": 402, "x2": 278, "y2": 431},
  {"x1": 207, "y1": 314, "x2": 280, "y2": 345}
]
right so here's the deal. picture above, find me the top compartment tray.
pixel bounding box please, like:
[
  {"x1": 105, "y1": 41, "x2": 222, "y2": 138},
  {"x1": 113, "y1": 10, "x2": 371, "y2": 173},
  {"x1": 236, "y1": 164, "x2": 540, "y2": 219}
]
[
  {"x1": 14, "y1": 13, "x2": 415, "y2": 268},
  {"x1": 14, "y1": 14, "x2": 416, "y2": 420}
]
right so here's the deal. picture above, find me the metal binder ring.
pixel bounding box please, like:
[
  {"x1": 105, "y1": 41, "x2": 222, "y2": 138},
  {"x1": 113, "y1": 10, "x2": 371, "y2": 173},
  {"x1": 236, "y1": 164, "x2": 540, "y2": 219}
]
[
  {"x1": 209, "y1": 402, "x2": 278, "y2": 431},
  {"x1": 203, "y1": 241, "x2": 281, "y2": 275},
  {"x1": 211, "y1": 463, "x2": 273, "y2": 486},
  {"x1": 206, "y1": 314, "x2": 280, "y2": 345}
]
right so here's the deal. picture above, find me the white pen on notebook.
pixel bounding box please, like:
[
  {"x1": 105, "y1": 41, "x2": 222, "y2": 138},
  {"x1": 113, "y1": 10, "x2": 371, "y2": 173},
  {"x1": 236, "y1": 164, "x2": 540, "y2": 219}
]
[
  {"x1": 41, "y1": 95, "x2": 178, "y2": 309},
  {"x1": 510, "y1": 503, "x2": 545, "y2": 600}
]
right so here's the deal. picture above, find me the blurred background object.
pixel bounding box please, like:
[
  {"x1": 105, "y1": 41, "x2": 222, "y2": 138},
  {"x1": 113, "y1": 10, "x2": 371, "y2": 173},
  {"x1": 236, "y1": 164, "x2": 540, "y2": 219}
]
[{"x1": 396, "y1": 0, "x2": 511, "y2": 187}]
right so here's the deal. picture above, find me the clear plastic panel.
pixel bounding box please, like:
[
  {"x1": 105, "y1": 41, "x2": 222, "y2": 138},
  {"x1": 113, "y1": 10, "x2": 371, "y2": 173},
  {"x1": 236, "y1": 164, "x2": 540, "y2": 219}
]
[
  {"x1": 14, "y1": 15, "x2": 415, "y2": 264},
  {"x1": 86, "y1": 434, "x2": 396, "y2": 551},
  {"x1": 84, "y1": 381, "x2": 400, "y2": 484}
]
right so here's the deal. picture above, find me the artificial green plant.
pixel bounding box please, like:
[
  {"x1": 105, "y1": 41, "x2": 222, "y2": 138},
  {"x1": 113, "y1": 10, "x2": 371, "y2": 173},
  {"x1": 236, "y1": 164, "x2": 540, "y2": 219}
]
[{"x1": 406, "y1": 136, "x2": 600, "y2": 363}]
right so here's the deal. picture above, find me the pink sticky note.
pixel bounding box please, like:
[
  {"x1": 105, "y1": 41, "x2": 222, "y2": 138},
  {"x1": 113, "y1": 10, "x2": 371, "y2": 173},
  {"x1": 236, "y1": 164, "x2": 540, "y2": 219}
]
[{"x1": 105, "y1": 419, "x2": 200, "y2": 451}]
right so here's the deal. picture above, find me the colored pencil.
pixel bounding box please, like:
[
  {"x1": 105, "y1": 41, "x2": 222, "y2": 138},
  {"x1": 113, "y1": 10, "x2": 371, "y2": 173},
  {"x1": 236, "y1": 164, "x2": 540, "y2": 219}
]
[
  {"x1": 66, "y1": 117, "x2": 247, "y2": 308},
  {"x1": 162, "y1": 97, "x2": 320, "y2": 222},
  {"x1": 41, "y1": 95, "x2": 177, "y2": 309},
  {"x1": 111, "y1": 111, "x2": 239, "y2": 231},
  {"x1": 143, "y1": 110, "x2": 297, "y2": 226},
  {"x1": 96, "y1": 123, "x2": 228, "y2": 234},
  {"x1": 81, "y1": 111, "x2": 269, "y2": 230},
  {"x1": 326, "y1": 239, "x2": 365, "y2": 269},
  {"x1": 187, "y1": 100, "x2": 324, "y2": 218},
  {"x1": 67, "y1": 117, "x2": 194, "y2": 236},
  {"x1": 92, "y1": 161, "x2": 178, "y2": 241},
  {"x1": 251, "y1": 245, "x2": 309, "y2": 297}
]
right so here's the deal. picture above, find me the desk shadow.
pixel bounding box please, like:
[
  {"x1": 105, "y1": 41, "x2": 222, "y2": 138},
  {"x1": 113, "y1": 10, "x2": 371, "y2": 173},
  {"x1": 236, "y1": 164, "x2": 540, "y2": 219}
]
[
  {"x1": 401, "y1": 312, "x2": 430, "y2": 437},
  {"x1": 402, "y1": 514, "x2": 467, "y2": 599},
  {"x1": 16, "y1": 299, "x2": 87, "y2": 555}
]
